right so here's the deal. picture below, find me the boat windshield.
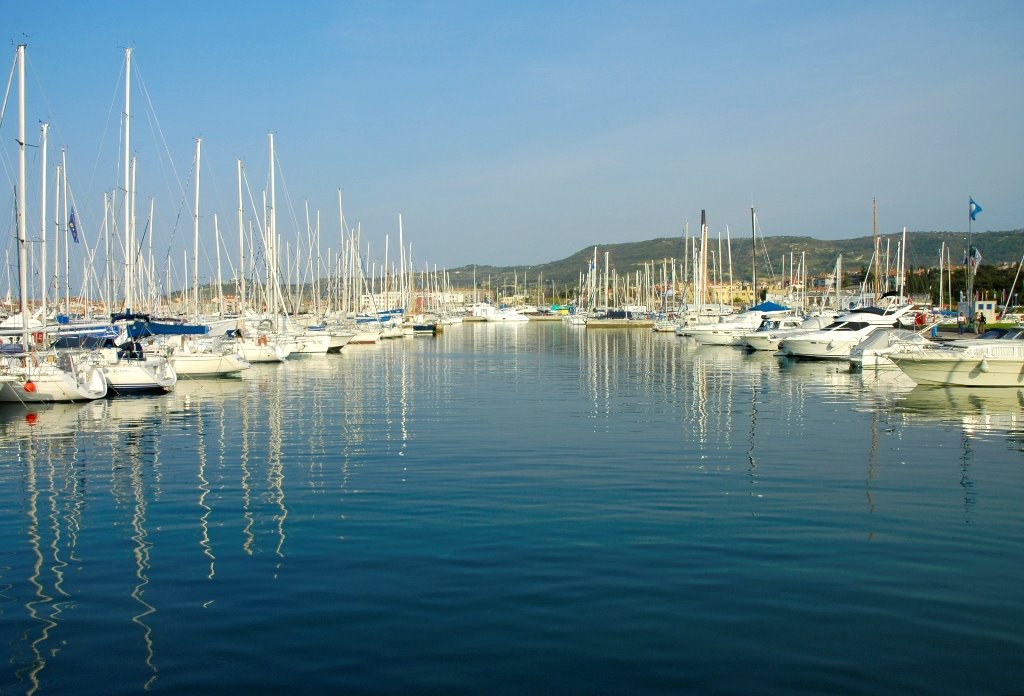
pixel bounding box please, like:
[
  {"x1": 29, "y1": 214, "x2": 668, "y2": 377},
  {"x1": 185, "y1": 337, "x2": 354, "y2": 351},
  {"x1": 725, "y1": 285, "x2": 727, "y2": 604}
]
[{"x1": 825, "y1": 321, "x2": 870, "y2": 332}]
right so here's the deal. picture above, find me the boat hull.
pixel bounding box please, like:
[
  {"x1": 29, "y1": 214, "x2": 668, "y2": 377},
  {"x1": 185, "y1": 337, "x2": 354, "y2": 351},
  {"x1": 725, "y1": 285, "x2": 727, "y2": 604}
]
[
  {"x1": 0, "y1": 363, "x2": 107, "y2": 402},
  {"x1": 890, "y1": 354, "x2": 1024, "y2": 387},
  {"x1": 103, "y1": 360, "x2": 177, "y2": 395},
  {"x1": 171, "y1": 352, "x2": 251, "y2": 377},
  {"x1": 780, "y1": 336, "x2": 861, "y2": 359}
]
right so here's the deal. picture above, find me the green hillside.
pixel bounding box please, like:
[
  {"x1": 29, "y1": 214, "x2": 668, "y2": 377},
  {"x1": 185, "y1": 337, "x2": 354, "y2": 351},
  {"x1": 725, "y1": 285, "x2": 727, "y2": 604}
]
[{"x1": 452, "y1": 229, "x2": 1023, "y2": 292}]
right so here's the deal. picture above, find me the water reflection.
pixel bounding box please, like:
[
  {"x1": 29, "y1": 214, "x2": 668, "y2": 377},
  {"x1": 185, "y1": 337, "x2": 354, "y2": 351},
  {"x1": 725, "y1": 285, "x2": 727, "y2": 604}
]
[
  {"x1": 0, "y1": 355, "x2": 422, "y2": 689},
  {"x1": 0, "y1": 324, "x2": 1021, "y2": 693},
  {"x1": 897, "y1": 386, "x2": 1024, "y2": 445}
]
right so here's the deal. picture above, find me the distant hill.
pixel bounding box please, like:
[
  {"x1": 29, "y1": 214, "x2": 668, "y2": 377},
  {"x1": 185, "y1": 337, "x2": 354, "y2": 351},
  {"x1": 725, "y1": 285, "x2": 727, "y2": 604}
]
[{"x1": 450, "y1": 229, "x2": 1023, "y2": 291}]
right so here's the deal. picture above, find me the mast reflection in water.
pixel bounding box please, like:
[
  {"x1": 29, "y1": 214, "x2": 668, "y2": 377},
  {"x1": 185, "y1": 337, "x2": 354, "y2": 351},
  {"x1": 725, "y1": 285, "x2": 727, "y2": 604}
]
[{"x1": 0, "y1": 324, "x2": 1022, "y2": 695}]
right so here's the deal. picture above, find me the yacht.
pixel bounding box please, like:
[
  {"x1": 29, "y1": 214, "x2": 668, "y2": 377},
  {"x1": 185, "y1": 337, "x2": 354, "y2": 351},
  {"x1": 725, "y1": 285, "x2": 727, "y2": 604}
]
[
  {"x1": 849, "y1": 328, "x2": 932, "y2": 370},
  {"x1": 742, "y1": 314, "x2": 836, "y2": 352},
  {"x1": 684, "y1": 302, "x2": 793, "y2": 344},
  {"x1": 888, "y1": 326, "x2": 1024, "y2": 387},
  {"x1": 779, "y1": 299, "x2": 915, "y2": 360},
  {"x1": 0, "y1": 342, "x2": 107, "y2": 403}
]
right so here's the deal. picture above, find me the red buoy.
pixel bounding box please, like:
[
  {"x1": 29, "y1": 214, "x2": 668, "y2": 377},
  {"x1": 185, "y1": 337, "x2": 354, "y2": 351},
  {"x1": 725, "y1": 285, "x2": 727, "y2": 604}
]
[{"x1": 23, "y1": 380, "x2": 36, "y2": 393}]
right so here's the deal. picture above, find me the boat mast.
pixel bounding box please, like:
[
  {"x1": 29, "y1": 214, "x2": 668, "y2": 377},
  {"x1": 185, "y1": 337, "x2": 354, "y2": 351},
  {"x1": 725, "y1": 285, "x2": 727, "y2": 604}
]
[
  {"x1": 699, "y1": 210, "x2": 708, "y2": 311},
  {"x1": 215, "y1": 214, "x2": 224, "y2": 317},
  {"x1": 62, "y1": 148, "x2": 70, "y2": 315},
  {"x1": 872, "y1": 197, "x2": 879, "y2": 303},
  {"x1": 750, "y1": 207, "x2": 756, "y2": 305},
  {"x1": 237, "y1": 160, "x2": 246, "y2": 312},
  {"x1": 38, "y1": 122, "x2": 47, "y2": 322},
  {"x1": 124, "y1": 47, "x2": 133, "y2": 313},
  {"x1": 192, "y1": 137, "x2": 201, "y2": 322},
  {"x1": 15, "y1": 44, "x2": 29, "y2": 346},
  {"x1": 966, "y1": 196, "x2": 975, "y2": 321}
]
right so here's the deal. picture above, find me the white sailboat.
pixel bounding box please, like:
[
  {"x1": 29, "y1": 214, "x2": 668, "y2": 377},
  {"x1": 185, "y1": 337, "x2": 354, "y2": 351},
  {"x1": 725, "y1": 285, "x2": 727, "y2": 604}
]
[{"x1": 0, "y1": 44, "x2": 108, "y2": 404}]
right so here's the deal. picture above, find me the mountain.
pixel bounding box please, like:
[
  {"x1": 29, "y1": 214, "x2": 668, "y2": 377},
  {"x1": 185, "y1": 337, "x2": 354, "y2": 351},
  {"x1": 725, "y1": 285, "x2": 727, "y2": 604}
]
[{"x1": 449, "y1": 229, "x2": 1023, "y2": 290}]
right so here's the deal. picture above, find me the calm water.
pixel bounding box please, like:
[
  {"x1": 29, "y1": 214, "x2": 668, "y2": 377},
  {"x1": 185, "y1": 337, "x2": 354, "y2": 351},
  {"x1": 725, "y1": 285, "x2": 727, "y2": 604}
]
[{"x1": 1, "y1": 323, "x2": 1022, "y2": 695}]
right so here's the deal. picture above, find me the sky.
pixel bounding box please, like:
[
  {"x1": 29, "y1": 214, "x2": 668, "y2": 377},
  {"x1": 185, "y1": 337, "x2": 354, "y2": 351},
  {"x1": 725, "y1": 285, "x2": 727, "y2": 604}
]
[{"x1": 2, "y1": 0, "x2": 1023, "y2": 287}]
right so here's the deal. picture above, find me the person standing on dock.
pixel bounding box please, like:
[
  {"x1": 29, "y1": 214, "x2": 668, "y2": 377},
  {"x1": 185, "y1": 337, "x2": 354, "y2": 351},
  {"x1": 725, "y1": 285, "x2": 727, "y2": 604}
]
[
  {"x1": 977, "y1": 313, "x2": 986, "y2": 335},
  {"x1": 957, "y1": 312, "x2": 966, "y2": 335}
]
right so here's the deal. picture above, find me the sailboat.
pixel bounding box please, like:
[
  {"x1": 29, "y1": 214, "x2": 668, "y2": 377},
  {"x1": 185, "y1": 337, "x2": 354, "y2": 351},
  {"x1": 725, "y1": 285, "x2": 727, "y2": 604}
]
[
  {"x1": 0, "y1": 44, "x2": 108, "y2": 404},
  {"x1": 158, "y1": 138, "x2": 250, "y2": 377}
]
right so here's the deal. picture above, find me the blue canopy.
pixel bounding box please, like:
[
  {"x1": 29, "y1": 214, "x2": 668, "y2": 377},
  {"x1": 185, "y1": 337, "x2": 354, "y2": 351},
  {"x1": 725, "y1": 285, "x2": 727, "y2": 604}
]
[
  {"x1": 127, "y1": 320, "x2": 209, "y2": 338},
  {"x1": 750, "y1": 301, "x2": 790, "y2": 312}
]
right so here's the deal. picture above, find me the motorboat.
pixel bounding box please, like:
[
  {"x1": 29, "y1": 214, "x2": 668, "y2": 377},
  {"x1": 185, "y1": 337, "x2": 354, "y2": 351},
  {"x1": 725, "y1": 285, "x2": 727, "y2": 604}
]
[
  {"x1": 742, "y1": 314, "x2": 836, "y2": 352},
  {"x1": 684, "y1": 302, "x2": 794, "y2": 344},
  {"x1": 888, "y1": 326, "x2": 1024, "y2": 387},
  {"x1": 779, "y1": 298, "x2": 915, "y2": 360},
  {"x1": 849, "y1": 328, "x2": 932, "y2": 370}
]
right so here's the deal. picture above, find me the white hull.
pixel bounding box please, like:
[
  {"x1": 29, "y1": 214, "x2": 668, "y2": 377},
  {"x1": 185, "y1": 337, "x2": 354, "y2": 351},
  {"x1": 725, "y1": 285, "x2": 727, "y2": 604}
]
[
  {"x1": 780, "y1": 304, "x2": 914, "y2": 360},
  {"x1": 691, "y1": 329, "x2": 748, "y2": 346},
  {"x1": 850, "y1": 353, "x2": 900, "y2": 369},
  {"x1": 890, "y1": 343, "x2": 1024, "y2": 387},
  {"x1": 743, "y1": 333, "x2": 784, "y2": 351},
  {"x1": 891, "y1": 356, "x2": 1024, "y2": 387},
  {"x1": 170, "y1": 352, "x2": 251, "y2": 377},
  {"x1": 0, "y1": 355, "x2": 107, "y2": 403},
  {"x1": 742, "y1": 315, "x2": 836, "y2": 352},
  {"x1": 327, "y1": 332, "x2": 355, "y2": 352},
  {"x1": 237, "y1": 340, "x2": 289, "y2": 362},
  {"x1": 291, "y1": 332, "x2": 332, "y2": 354},
  {"x1": 780, "y1": 335, "x2": 863, "y2": 360},
  {"x1": 348, "y1": 330, "x2": 383, "y2": 345},
  {"x1": 849, "y1": 329, "x2": 932, "y2": 370},
  {"x1": 486, "y1": 311, "x2": 530, "y2": 322},
  {"x1": 102, "y1": 359, "x2": 177, "y2": 395}
]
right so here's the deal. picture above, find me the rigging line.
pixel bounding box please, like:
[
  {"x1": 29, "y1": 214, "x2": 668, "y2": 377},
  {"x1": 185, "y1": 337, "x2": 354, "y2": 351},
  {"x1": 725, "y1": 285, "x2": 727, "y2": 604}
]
[
  {"x1": 157, "y1": 170, "x2": 191, "y2": 275},
  {"x1": 0, "y1": 46, "x2": 16, "y2": 132},
  {"x1": 84, "y1": 57, "x2": 125, "y2": 212},
  {"x1": 132, "y1": 57, "x2": 187, "y2": 205},
  {"x1": 753, "y1": 214, "x2": 776, "y2": 281}
]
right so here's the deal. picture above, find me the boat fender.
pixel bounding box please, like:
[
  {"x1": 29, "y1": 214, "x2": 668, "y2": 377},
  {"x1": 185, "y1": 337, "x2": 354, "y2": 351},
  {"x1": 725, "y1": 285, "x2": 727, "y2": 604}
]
[
  {"x1": 257, "y1": 335, "x2": 268, "y2": 347},
  {"x1": 23, "y1": 380, "x2": 36, "y2": 393},
  {"x1": 979, "y1": 359, "x2": 990, "y2": 373}
]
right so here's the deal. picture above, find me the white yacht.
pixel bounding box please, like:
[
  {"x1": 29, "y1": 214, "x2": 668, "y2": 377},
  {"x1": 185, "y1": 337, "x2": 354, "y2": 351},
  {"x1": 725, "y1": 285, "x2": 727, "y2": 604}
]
[
  {"x1": 163, "y1": 334, "x2": 251, "y2": 377},
  {"x1": 888, "y1": 326, "x2": 1024, "y2": 387},
  {"x1": 0, "y1": 344, "x2": 107, "y2": 403},
  {"x1": 684, "y1": 302, "x2": 793, "y2": 344},
  {"x1": 742, "y1": 314, "x2": 836, "y2": 352},
  {"x1": 779, "y1": 300, "x2": 915, "y2": 360},
  {"x1": 849, "y1": 329, "x2": 932, "y2": 370}
]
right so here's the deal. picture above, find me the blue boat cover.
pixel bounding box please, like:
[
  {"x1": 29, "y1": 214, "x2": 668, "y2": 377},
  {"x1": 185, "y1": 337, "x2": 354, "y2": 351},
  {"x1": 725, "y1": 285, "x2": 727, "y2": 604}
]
[
  {"x1": 749, "y1": 301, "x2": 790, "y2": 312},
  {"x1": 127, "y1": 320, "x2": 209, "y2": 338}
]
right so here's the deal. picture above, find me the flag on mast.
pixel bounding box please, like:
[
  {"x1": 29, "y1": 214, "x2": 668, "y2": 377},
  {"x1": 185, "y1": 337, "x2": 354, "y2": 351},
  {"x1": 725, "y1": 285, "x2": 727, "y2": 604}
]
[
  {"x1": 68, "y1": 209, "x2": 80, "y2": 243},
  {"x1": 969, "y1": 197, "x2": 983, "y2": 221},
  {"x1": 964, "y1": 246, "x2": 982, "y2": 272}
]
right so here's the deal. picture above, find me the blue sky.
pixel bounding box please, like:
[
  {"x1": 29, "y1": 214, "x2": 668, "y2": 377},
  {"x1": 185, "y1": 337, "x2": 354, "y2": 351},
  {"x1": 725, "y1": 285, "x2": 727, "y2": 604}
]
[{"x1": 3, "y1": 1, "x2": 1022, "y2": 283}]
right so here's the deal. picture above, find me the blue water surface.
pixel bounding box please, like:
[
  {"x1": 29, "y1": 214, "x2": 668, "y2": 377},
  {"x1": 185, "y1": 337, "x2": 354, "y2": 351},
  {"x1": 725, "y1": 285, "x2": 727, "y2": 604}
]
[{"x1": 0, "y1": 322, "x2": 1022, "y2": 695}]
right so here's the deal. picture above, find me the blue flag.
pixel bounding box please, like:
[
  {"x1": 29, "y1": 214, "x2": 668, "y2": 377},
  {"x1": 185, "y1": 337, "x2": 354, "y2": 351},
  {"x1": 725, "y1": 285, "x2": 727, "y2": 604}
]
[
  {"x1": 969, "y1": 197, "x2": 982, "y2": 221},
  {"x1": 68, "y1": 209, "x2": 79, "y2": 243}
]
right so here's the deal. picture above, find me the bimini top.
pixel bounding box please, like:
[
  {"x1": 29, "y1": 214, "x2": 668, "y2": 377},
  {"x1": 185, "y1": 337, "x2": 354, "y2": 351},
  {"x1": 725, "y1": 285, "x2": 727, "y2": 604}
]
[{"x1": 748, "y1": 301, "x2": 790, "y2": 313}]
